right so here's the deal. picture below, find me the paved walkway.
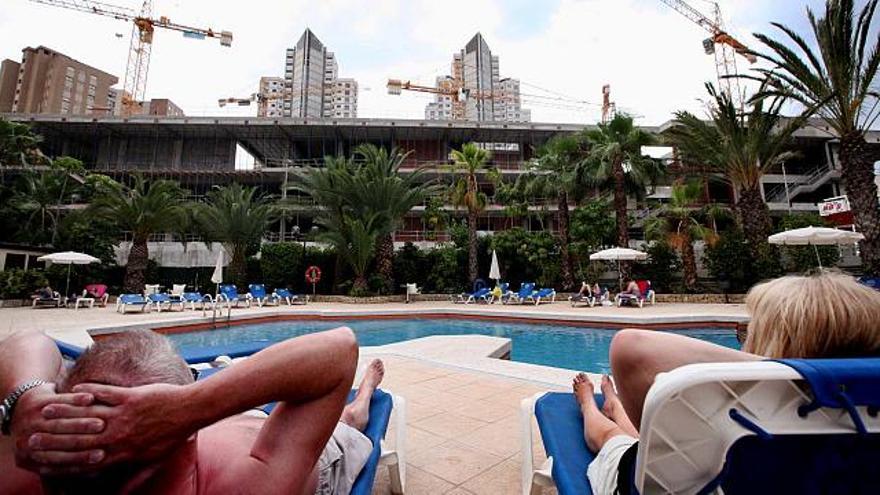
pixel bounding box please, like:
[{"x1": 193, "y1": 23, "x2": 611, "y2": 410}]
[{"x1": 0, "y1": 301, "x2": 748, "y2": 494}]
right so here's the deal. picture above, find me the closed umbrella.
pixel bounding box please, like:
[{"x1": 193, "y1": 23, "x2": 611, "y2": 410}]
[
  {"x1": 210, "y1": 250, "x2": 224, "y2": 295},
  {"x1": 768, "y1": 226, "x2": 864, "y2": 269},
  {"x1": 37, "y1": 251, "x2": 100, "y2": 298},
  {"x1": 590, "y1": 247, "x2": 647, "y2": 290},
  {"x1": 489, "y1": 250, "x2": 501, "y2": 282}
]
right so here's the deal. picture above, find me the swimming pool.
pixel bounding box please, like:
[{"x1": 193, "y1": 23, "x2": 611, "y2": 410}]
[{"x1": 166, "y1": 318, "x2": 741, "y2": 374}]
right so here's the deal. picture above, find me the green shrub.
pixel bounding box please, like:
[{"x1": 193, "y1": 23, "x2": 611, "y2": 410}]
[
  {"x1": 425, "y1": 245, "x2": 465, "y2": 293},
  {"x1": 633, "y1": 241, "x2": 681, "y2": 292},
  {"x1": 260, "y1": 243, "x2": 304, "y2": 290},
  {"x1": 0, "y1": 269, "x2": 49, "y2": 299},
  {"x1": 490, "y1": 228, "x2": 560, "y2": 287},
  {"x1": 703, "y1": 230, "x2": 783, "y2": 292}
]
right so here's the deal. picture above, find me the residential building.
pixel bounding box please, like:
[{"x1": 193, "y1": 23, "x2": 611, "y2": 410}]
[
  {"x1": 3, "y1": 46, "x2": 117, "y2": 115},
  {"x1": 142, "y1": 98, "x2": 184, "y2": 117},
  {"x1": 425, "y1": 33, "x2": 530, "y2": 122},
  {"x1": 257, "y1": 77, "x2": 284, "y2": 117},
  {"x1": 280, "y1": 29, "x2": 358, "y2": 118},
  {"x1": 0, "y1": 59, "x2": 18, "y2": 113}
]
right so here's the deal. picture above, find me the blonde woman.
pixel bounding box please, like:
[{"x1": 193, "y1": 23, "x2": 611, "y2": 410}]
[{"x1": 575, "y1": 271, "x2": 880, "y2": 495}]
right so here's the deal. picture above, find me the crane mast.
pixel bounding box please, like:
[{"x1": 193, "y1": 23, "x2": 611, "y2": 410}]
[
  {"x1": 659, "y1": 0, "x2": 755, "y2": 108},
  {"x1": 29, "y1": 0, "x2": 232, "y2": 115}
]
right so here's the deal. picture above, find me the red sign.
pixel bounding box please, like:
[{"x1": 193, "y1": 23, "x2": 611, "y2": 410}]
[{"x1": 819, "y1": 196, "x2": 850, "y2": 217}]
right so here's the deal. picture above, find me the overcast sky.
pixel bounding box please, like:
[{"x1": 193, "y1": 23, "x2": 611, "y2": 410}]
[{"x1": 0, "y1": 0, "x2": 831, "y2": 125}]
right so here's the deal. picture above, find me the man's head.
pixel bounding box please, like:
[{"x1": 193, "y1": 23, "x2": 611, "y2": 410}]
[{"x1": 61, "y1": 330, "x2": 193, "y2": 393}]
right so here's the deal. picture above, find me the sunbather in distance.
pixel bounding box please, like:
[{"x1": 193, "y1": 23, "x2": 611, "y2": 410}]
[
  {"x1": 619, "y1": 279, "x2": 640, "y2": 298},
  {"x1": 31, "y1": 285, "x2": 54, "y2": 300},
  {"x1": 0, "y1": 327, "x2": 384, "y2": 495},
  {"x1": 576, "y1": 271, "x2": 880, "y2": 494}
]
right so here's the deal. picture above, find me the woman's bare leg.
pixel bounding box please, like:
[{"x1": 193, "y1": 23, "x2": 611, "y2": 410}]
[
  {"x1": 573, "y1": 373, "x2": 630, "y2": 453},
  {"x1": 600, "y1": 375, "x2": 639, "y2": 438},
  {"x1": 609, "y1": 329, "x2": 760, "y2": 427}
]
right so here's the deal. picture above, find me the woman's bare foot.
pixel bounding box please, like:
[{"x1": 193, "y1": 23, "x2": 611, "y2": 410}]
[
  {"x1": 573, "y1": 372, "x2": 598, "y2": 411},
  {"x1": 341, "y1": 359, "x2": 385, "y2": 431},
  {"x1": 600, "y1": 375, "x2": 639, "y2": 437}
]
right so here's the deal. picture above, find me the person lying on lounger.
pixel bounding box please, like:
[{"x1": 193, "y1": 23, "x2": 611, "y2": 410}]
[
  {"x1": 0, "y1": 328, "x2": 383, "y2": 495},
  {"x1": 574, "y1": 271, "x2": 880, "y2": 494}
]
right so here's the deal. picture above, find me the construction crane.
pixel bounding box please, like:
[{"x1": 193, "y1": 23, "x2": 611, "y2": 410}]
[
  {"x1": 29, "y1": 0, "x2": 232, "y2": 115},
  {"x1": 659, "y1": 0, "x2": 755, "y2": 107}
]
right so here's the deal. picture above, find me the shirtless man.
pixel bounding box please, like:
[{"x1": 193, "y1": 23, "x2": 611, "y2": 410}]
[{"x1": 0, "y1": 327, "x2": 382, "y2": 494}]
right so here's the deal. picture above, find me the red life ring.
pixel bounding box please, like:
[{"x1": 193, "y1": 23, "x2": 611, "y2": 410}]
[{"x1": 305, "y1": 265, "x2": 322, "y2": 284}]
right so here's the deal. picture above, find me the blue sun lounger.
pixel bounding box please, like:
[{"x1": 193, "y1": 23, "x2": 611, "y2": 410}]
[
  {"x1": 247, "y1": 284, "x2": 280, "y2": 307},
  {"x1": 217, "y1": 284, "x2": 251, "y2": 308},
  {"x1": 504, "y1": 282, "x2": 535, "y2": 305},
  {"x1": 115, "y1": 294, "x2": 150, "y2": 313},
  {"x1": 274, "y1": 288, "x2": 307, "y2": 305},
  {"x1": 197, "y1": 366, "x2": 406, "y2": 495},
  {"x1": 522, "y1": 358, "x2": 880, "y2": 495},
  {"x1": 455, "y1": 287, "x2": 492, "y2": 304}
]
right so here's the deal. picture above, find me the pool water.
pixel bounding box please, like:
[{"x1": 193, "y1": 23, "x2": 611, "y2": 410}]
[{"x1": 168, "y1": 318, "x2": 740, "y2": 374}]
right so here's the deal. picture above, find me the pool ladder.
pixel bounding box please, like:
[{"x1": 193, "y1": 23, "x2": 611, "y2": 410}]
[{"x1": 206, "y1": 299, "x2": 232, "y2": 330}]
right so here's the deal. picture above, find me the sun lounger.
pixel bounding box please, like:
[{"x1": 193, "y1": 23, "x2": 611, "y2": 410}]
[
  {"x1": 570, "y1": 286, "x2": 608, "y2": 308},
  {"x1": 181, "y1": 291, "x2": 213, "y2": 310},
  {"x1": 615, "y1": 280, "x2": 655, "y2": 308},
  {"x1": 147, "y1": 292, "x2": 185, "y2": 312},
  {"x1": 859, "y1": 276, "x2": 880, "y2": 291},
  {"x1": 273, "y1": 288, "x2": 307, "y2": 306},
  {"x1": 217, "y1": 284, "x2": 251, "y2": 308},
  {"x1": 116, "y1": 294, "x2": 150, "y2": 313},
  {"x1": 84, "y1": 284, "x2": 110, "y2": 307},
  {"x1": 31, "y1": 291, "x2": 62, "y2": 308},
  {"x1": 521, "y1": 358, "x2": 880, "y2": 495},
  {"x1": 455, "y1": 287, "x2": 492, "y2": 304},
  {"x1": 247, "y1": 284, "x2": 280, "y2": 307},
  {"x1": 504, "y1": 282, "x2": 536, "y2": 305},
  {"x1": 528, "y1": 288, "x2": 556, "y2": 305}
]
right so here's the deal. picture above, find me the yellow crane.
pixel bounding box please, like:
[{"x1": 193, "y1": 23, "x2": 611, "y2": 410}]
[
  {"x1": 29, "y1": 0, "x2": 232, "y2": 115},
  {"x1": 659, "y1": 0, "x2": 755, "y2": 107}
]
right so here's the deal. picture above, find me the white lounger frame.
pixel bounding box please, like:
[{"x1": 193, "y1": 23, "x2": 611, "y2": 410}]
[{"x1": 522, "y1": 361, "x2": 880, "y2": 495}]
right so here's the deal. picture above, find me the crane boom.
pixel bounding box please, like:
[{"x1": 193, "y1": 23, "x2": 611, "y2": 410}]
[
  {"x1": 29, "y1": 0, "x2": 232, "y2": 115},
  {"x1": 659, "y1": 0, "x2": 718, "y2": 34}
]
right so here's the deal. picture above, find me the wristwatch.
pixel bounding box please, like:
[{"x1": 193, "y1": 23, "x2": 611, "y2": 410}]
[{"x1": 0, "y1": 380, "x2": 46, "y2": 435}]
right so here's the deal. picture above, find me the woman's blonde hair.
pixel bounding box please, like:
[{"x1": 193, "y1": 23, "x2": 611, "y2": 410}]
[{"x1": 743, "y1": 271, "x2": 880, "y2": 359}]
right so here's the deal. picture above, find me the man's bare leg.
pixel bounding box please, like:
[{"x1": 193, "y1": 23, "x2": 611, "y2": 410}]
[
  {"x1": 600, "y1": 375, "x2": 639, "y2": 438},
  {"x1": 573, "y1": 373, "x2": 630, "y2": 454},
  {"x1": 610, "y1": 329, "x2": 760, "y2": 428},
  {"x1": 340, "y1": 359, "x2": 385, "y2": 432}
]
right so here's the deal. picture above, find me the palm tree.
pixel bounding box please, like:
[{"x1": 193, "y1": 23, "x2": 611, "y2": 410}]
[
  {"x1": 645, "y1": 180, "x2": 711, "y2": 292},
  {"x1": 583, "y1": 114, "x2": 662, "y2": 278},
  {"x1": 664, "y1": 83, "x2": 803, "y2": 248},
  {"x1": 90, "y1": 176, "x2": 188, "y2": 292},
  {"x1": 450, "y1": 143, "x2": 494, "y2": 284},
  {"x1": 320, "y1": 213, "x2": 383, "y2": 294},
  {"x1": 519, "y1": 135, "x2": 585, "y2": 289},
  {"x1": 353, "y1": 144, "x2": 433, "y2": 294},
  {"x1": 10, "y1": 171, "x2": 68, "y2": 245},
  {"x1": 195, "y1": 183, "x2": 274, "y2": 286},
  {"x1": 751, "y1": 0, "x2": 880, "y2": 274}
]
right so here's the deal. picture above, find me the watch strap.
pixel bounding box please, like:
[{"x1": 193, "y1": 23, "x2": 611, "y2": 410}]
[{"x1": 1, "y1": 379, "x2": 46, "y2": 435}]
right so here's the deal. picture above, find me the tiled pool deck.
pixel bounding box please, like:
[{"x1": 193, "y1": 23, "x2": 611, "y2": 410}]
[{"x1": 0, "y1": 301, "x2": 748, "y2": 494}]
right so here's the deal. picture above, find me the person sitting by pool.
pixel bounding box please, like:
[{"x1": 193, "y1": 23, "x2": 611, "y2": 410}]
[
  {"x1": 0, "y1": 327, "x2": 385, "y2": 494},
  {"x1": 570, "y1": 282, "x2": 606, "y2": 304},
  {"x1": 574, "y1": 271, "x2": 880, "y2": 495},
  {"x1": 619, "y1": 279, "x2": 641, "y2": 298},
  {"x1": 31, "y1": 285, "x2": 55, "y2": 301}
]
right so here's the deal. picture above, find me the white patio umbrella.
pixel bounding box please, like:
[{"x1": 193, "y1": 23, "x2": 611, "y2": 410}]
[
  {"x1": 210, "y1": 250, "x2": 224, "y2": 294},
  {"x1": 768, "y1": 226, "x2": 864, "y2": 269},
  {"x1": 489, "y1": 249, "x2": 501, "y2": 282},
  {"x1": 590, "y1": 247, "x2": 648, "y2": 290},
  {"x1": 37, "y1": 251, "x2": 100, "y2": 297}
]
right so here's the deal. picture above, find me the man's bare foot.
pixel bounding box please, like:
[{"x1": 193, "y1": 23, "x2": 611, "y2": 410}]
[
  {"x1": 341, "y1": 359, "x2": 385, "y2": 432},
  {"x1": 600, "y1": 375, "x2": 640, "y2": 437}
]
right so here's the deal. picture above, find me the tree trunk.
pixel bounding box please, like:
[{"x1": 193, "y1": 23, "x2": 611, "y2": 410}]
[
  {"x1": 736, "y1": 185, "x2": 773, "y2": 248},
  {"x1": 227, "y1": 244, "x2": 248, "y2": 287},
  {"x1": 557, "y1": 191, "x2": 574, "y2": 289},
  {"x1": 680, "y1": 234, "x2": 698, "y2": 292},
  {"x1": 376, "y1": 233, "x2": 395, "y2": 294},
  {"x1": 613, "y1": 160, "x2": 631, "y2": 280},
  {"x1": 468, "y1": 209, "x2": 479, "y2": 284},
  {"x1": 840, "y1": 133, "x2": 880, "y2": 276},
  {"x1": 123, "y1": 234, "x2": 149, "y2": 293}
]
